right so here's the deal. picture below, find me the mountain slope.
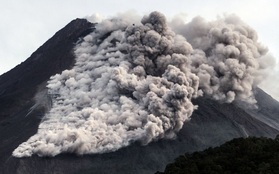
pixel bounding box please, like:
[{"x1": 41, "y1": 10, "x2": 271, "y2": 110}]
[
  {"x1": 0, "y1": 19, "x2": 278, "y2": 174},
  {"x1": 0, "y1": 18, "x2": 95, "y2": 172}
]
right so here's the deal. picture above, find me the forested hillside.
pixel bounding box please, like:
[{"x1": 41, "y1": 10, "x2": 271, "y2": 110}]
[{"x1": 157, "y1": 136, "x2": 279, "y2": 174}]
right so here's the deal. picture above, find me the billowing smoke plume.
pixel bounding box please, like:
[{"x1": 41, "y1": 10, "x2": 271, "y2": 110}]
[
  {"x1": 13, "y1": 11, "x2": 271, "y2": 157},
  {"x1": 13, "y1": 12, "x2": 199, "y2": 157},
  {"x1": 171, "y1": 15, "x2": 270, "y2": 104}
]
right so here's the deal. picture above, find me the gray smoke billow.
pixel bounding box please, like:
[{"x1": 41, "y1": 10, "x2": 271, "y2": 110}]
[
  {"x1": 172, "y1": 15, "x2": 271, "y2": 104},
  {"x1": 13, "y1": 11, "x2": 272, "y2": 157}
]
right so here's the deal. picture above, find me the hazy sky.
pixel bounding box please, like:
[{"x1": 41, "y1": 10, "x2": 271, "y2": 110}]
[{"x1": 1, "y1": 0, "x2": 279, "y2": 99}]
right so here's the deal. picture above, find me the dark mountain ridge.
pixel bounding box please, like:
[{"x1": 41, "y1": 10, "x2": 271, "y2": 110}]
[
  {"x1": 0, "y1": 18, "x2": 95, "y2": 172},
  {"x1": 0, "y1": 18, "x2": 94, "y2": 122},
  {"x1": 0, "y1": 18, "x2": 278, "y2": 174}
]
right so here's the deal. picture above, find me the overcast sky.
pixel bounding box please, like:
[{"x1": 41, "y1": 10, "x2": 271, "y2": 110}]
[{"x1": 1, "y1": 0, "x2": 279, "y2": 99}]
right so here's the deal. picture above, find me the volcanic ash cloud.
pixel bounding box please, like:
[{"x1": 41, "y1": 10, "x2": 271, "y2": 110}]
[
  {"x1": 13, "y1": 12, "x2": 199, "y2": 157},
  {"x1": 172, "y1": 15, "x2": 270, "y2": 104},
  {"x1": 13, "y1": 11, "x2": 271, "y2": 157}
]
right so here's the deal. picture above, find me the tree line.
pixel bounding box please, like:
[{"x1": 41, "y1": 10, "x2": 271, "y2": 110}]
[{"x1": 156, "y1": 136, "x2": 279, "y2": 174}]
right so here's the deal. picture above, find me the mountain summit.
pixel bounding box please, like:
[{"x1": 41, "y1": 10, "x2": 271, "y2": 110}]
[{"x1": 1, "y1": 12, "x2": 279, "y2": 174}]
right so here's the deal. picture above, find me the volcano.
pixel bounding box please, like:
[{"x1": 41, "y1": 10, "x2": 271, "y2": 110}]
[{"x1": 0, "y1": 14, "x2": 279, "y2": 174}]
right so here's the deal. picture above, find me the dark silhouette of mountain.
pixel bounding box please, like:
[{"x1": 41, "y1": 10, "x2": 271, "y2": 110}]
[
  {"x1": 0, "y1": 19, "x2": 278, "y2": 174},
  {"x1": 0, "y1": 18, "x2": 95, "y2": 173}
]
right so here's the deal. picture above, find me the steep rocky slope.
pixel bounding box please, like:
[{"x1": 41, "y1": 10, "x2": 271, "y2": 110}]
[{"x1": 0, "y1": 18, "x2": 95, "y2": 173}]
